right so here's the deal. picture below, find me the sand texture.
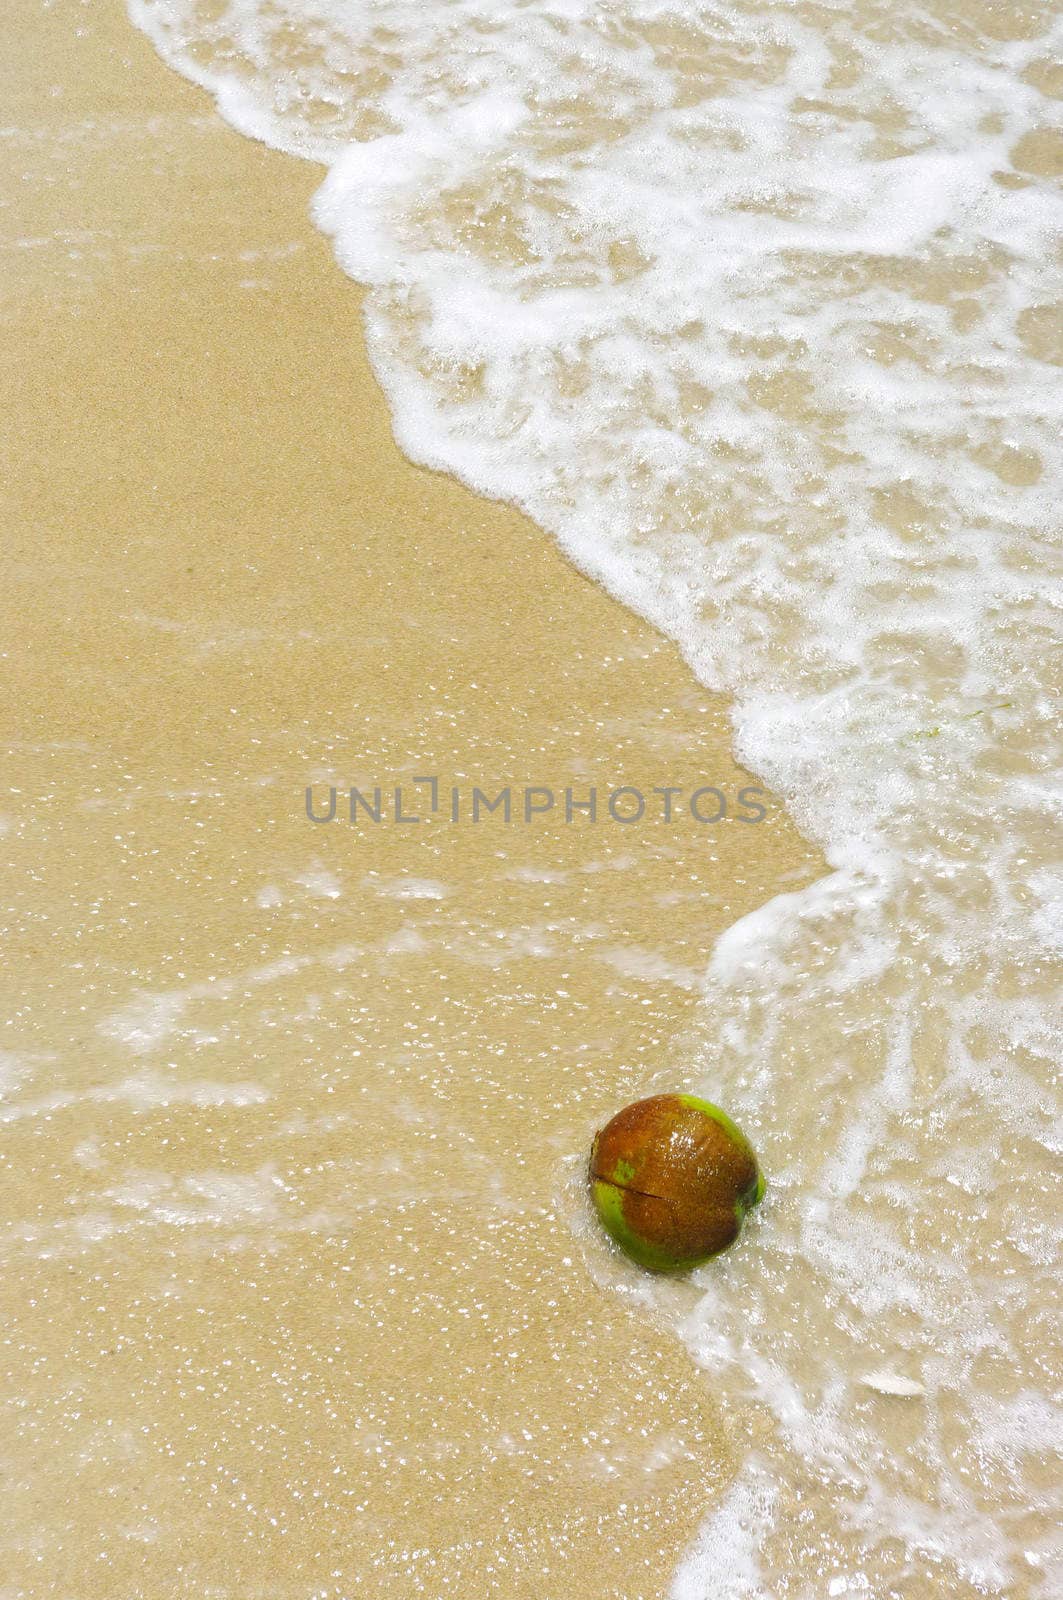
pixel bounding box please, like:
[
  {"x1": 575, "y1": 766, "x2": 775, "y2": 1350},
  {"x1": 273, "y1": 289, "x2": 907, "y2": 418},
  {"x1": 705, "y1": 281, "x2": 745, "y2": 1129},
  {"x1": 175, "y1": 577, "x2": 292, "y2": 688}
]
[{"x1": 0, "y1": 4, "x2": 820, "y2": 1595}]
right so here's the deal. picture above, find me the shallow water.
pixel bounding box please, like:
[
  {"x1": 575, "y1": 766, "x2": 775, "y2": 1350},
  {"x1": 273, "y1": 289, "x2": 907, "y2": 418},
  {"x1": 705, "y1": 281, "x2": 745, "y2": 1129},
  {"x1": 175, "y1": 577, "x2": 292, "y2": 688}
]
[{"x1": 18, "y1": 0, "x2": 1063, "y2": 1593}]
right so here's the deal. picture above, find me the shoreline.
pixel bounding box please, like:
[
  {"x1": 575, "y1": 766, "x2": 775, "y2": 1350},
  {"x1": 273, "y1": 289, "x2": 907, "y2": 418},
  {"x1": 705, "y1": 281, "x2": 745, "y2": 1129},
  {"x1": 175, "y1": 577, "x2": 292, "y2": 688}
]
[{"x1": 1, "y1": 2, "x2": 822, "y2": 1595}]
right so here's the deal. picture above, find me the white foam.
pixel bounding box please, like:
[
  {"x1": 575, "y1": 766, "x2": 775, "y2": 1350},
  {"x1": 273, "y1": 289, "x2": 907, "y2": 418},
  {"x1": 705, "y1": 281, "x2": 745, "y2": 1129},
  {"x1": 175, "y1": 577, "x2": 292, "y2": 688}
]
[
  {"x1": 293, "y1": 866, "x2": 343, "y2": 899},
  {"x1": 126, "y1": 1, "x2": 1063, "y2": 1591}
]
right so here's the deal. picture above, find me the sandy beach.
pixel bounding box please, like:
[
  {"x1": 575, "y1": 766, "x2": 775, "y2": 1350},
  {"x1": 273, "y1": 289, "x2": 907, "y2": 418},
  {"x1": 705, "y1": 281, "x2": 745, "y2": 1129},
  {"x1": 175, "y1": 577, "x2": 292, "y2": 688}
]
[{"x1": 1, "y1": 3, "x2": 821, "y2": 1595}]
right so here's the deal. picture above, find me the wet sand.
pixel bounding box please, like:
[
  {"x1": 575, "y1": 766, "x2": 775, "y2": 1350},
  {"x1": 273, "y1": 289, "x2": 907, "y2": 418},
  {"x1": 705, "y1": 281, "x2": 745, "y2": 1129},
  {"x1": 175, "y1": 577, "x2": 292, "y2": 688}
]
[{"x1": 0, "y1": 3, "x2": 821, "y2": 1595}]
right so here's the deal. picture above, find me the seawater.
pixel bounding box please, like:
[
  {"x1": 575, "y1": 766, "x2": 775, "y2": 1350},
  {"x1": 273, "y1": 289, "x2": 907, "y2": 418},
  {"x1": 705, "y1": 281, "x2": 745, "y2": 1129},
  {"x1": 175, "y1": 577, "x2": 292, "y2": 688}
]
[{"x1": 126, "y1": 2, "x2": 1062, "y2": 1594}]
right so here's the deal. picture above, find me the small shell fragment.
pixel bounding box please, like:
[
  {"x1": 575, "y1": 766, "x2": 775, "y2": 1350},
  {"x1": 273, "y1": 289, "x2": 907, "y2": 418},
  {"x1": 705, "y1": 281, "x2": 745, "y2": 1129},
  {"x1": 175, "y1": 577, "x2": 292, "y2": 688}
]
[{"x1": 860, "y1": 1371, "x2": 925, "y2": 1398}]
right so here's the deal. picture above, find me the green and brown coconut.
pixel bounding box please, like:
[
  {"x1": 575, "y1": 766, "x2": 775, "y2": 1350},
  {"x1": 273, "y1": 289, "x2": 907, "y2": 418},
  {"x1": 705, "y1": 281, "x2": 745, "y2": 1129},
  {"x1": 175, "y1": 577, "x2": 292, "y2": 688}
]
[{"x1": 589, "y1": 1093, "x2": 765, "y2": 1272}]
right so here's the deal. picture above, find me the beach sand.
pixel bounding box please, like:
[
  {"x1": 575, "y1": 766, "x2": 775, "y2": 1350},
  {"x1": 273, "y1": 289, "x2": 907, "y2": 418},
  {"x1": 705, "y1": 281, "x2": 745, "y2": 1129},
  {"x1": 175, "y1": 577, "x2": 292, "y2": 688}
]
[{"x1": 1, "y1": 3, "x2": 821, "y2": 1594}]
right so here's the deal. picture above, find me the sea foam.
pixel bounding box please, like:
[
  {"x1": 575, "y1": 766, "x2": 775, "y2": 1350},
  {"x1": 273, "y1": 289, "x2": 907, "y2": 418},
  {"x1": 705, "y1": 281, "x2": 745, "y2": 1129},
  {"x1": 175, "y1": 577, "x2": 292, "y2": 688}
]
[{"x1": 127, "y1": 2, "x2": 1062, "y2": 1593}]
